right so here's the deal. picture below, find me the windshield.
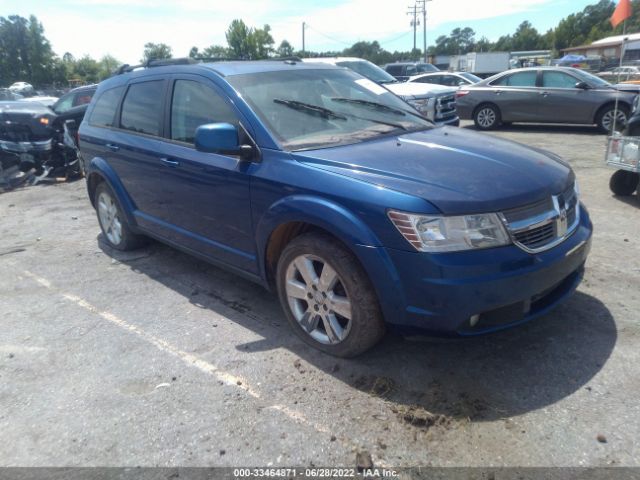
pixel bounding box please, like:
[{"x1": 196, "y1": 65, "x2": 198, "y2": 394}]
[
  {"x1": 417, "y1": 63, "x2": 439, "y2": 73},
  {"x1": 570, "y1": 68, "x2": 612, "y2": 87},
  {"x1": 227, "y1": 69, "x2": 432, "y2": 151},
  {"x1": 336, "y1": 60, "x2": 398, "y2": 84},
  {"x1": 459, "y1": 72, "x2": 482, "y2": 83}
]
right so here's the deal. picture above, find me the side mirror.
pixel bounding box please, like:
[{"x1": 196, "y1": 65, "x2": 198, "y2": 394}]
[
  {"x1": 575, "y1": 81, "x2": 590, "y2": 90},
  {"x1": 458, "y1": 80, "x2": 466, "y2": 86},
  {"x1": 195, "y1": 123, "x2": 253, "y2": 159}
]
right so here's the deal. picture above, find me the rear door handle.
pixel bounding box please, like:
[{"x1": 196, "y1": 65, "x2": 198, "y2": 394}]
[
  {"x1": 105, "y1": 143, "x2": 120, "y2": 152},
  {"x1": 539, "y1": 91, "x2": 549, "y2": 96},
  {"x1": 160, "y1": 157, "x2": 180, "y2": 167}
]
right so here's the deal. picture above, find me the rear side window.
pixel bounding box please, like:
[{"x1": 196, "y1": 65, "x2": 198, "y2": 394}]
[
  {"x1": 170, "y1": 80, "x2": 238, "y2": 144},
  {"x1": 386, "y1": 65, "x2": 402, "y2": 75},
  {"x1": 120, "y1": 81, "x2": 164, "y2": 136},
  {"x1": 415, "y1": 75, "x2": 439, "y2": 84},
  {"x1": 89, "y1": 86, "x2": 125, "y2": 127},
  {"x1": 493, "y1": 71, "x2": 537, "y2": 87}
]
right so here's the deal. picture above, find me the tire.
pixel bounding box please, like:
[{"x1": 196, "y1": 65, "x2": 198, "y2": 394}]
[
  {"x1": 609, "y1": 169, "x2": 640, "y2": 196},
  {"x1": 276, "y1": 232, "x2": 385, "y2": 357},
  {"x1": 597, "y1": 104, "x2": 629, "y2": 133},
  {"x1": 94, "y1": 182, "x2": 147, "y2": 251},
  {"x1": 473, "y1": 104, "x2": 501, "y2": 130}
]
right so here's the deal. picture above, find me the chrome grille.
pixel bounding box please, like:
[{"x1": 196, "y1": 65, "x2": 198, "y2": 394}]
[
  {"x1": 501, "y1": 182, "x2": 580, "y2": 253},
  {"x1": 435, "y1": 94, "x2": 457, "y2": 120}
]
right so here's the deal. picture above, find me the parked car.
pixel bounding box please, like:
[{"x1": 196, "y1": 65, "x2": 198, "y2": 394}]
[
  {"x1": 456, "y1": 67, "x2": 637, "y2": 132},
  {"x1": 408, "y1": 71, "x2": 482, "y2": 87},
  {"x1": 0, "y1": 88, "x2": 23, "y2": 101},
  {"x1": 79, "y1": 59, "x2": 592, "y2": 357},
  {"x1": 304, "y1": 57, "x2": 458, "y2": 126},
  {"x1": 384, "y1": 62, "x2": 439, "y2": 82},
  {"x1": 18, "y1": 96, "x2": 59, "y2": 108},
  {"x1": 8, "y1": 81, "x2": 34, "y2": 95},
  {"x1": 51, "y1": 84, "x2": 97, "y2": 116}
]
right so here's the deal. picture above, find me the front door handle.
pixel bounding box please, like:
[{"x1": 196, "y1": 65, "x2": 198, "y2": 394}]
[
  {"x1": 105, "y1": 143, "x2": 120, "y2": 152},
  {"x1": 539, "y1": 91, "x2": 549, "y2": 97},
  {"x1": 160, "y1": 158, "x2": 180, "y2": 167}
]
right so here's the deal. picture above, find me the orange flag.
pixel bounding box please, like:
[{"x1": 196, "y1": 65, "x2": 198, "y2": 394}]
[{"x1": 611, "y1": 0, "x2": 632, "y2": 28}]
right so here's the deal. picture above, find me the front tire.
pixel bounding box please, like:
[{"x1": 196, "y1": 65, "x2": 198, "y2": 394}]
[
  {"x1": 276, "y1": 233, "x2": 385, "y2": 357},
  {"x1": 94, "y1": 182, "x2": 147, "y2": 251},
  {"x1": 598, "y1": 105, "x2": 629, "y2": 133},
  {"x1": 609, "y1": 169, "x2": 640, "y2": 196},
  {"x1": 473, "y1": 104, "x2": 501, "y2": 130}
]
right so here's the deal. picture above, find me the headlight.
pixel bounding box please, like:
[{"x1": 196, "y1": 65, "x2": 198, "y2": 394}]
[
  {"x1": 388, "y1": 210, "x2": 511, "y2": 252},
  {"x1": 406, "y1": 97, "x2": 431, "y2": 113}
]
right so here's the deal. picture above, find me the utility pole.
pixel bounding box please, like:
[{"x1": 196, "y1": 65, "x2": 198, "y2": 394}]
[
  {"x1": 302, "y1": 22, "x2": 306, "y2": 56},
  {"x1": 407, "y1": 3, "x2": 419, "y2": 54},
  {"x1": 417, "y1": 0, "x2": 432, "y2": 63}
]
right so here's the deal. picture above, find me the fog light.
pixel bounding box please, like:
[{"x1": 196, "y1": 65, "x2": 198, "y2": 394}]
[{"x1": 469, "y1": 314, "x2": 480, "y2": 327}]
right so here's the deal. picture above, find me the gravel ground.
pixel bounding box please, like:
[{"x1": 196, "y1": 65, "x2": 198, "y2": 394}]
[{"x1": 0, "y1": 121, "x2": 639, "y2": 468}]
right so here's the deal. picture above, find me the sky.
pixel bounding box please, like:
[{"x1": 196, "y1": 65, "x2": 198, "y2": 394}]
[{"x1": 4, "y1": 0, "x2": 599, "y2": 64}]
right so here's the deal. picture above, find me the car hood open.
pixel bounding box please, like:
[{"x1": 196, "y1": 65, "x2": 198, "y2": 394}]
[{"x1": 291, "y1": 127, "x2": 574, "y2": 215}]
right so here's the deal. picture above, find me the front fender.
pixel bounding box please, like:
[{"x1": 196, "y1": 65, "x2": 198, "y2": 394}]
[
  {"x1": 86, "y1": 157, "x2": 138, "y2": 229},
  {"x1": 255, "y1": 195, "x2": 407, "y2": 323}
]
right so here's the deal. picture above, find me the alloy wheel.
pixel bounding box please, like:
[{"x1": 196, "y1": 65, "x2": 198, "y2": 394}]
[
  {"x1": 601, "y1": 109, "x2": 627, "y2": 132},
  {"x1": 477, "y1": 107, "x2": 496, "y2": 128},
  {"x1": 284, "y1": 254, "x2": 352, "y2": 345},
  {"x1": 97, "y1": 191, "x2": 123, "y2": 245}
]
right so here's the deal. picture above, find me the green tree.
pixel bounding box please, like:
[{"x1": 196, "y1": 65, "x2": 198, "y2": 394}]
[
  {"x1": 141, "y1": 42, "x2": 172, "y2": 63},
  {"x1": 73, "y1": 55, "x2": 100, "y2": 83},
  {"x1": 202, "y1": 44, "x2": 230, "y2": 58},
  {"x1": 276, "y1": 40, "x2": 293, "y2": 57},
  {"x1": 98, "y1": 54, "x2": 120, "y2": 80},
  {"x1": 226, "y1": 19, "x2": 254, "y2": 58},
  {"x1": 252, "y1": 24, "x2": 274, "y2": 59}
]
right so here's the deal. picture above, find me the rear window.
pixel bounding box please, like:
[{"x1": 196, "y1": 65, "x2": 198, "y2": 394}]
[
  {"x1": 120, "y1": 81, "x2": 165, "y2": 136},
  {"x1": 88, "y1": 86, "x2": 125, "y2": 127}
]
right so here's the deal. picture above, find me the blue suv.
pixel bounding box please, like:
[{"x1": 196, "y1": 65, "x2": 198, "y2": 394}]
[{"x1": 79, "y1": 59, "x2": 593, "y2": 357}]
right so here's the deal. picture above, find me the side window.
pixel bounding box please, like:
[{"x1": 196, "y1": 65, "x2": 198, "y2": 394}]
[
  {"x1": 170, "y1": 80, "x2": 238, "y2": 144},
  {"x1": 73, "y1": 91, "x2": 94, "y2": 107},
  {"x1": 441, "y1": 75, "x2": 460, "y2": 86},
  {"x1": 54, "y1": 93, "x2": 74, "y2": 114},
  {"x1": 542, "y1": 72, "x2": 578, "y2": 88},
  {"x1": 405, "y1": 65, "x2": 417, "y2": 76},
  {"x1": 492, "y1": 71, "x2": 537, "y2": 87},
  {"x1": 120, "y1": 81, "x2": 164, "y2": 136},
  {"x1": 386, "y1": 65, "x2": 401, "y2": 75},
  {"x1": 416, "y1": 76, "x2": 437, "y2": 84},
  {"x1": 89, "y1": 86, "x2": 125, "y2": 127}
]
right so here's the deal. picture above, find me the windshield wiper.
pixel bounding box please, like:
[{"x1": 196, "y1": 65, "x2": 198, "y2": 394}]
[
  {"x1": 274, "y1": 99, "x2": 346, "y2": 120},
  {"x1": 331, "y1": 97, "x2": 406, "y2": 116}
]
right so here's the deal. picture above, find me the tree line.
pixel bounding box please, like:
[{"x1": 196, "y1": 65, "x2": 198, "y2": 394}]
[{"x1": 2, "y1": 1, "x2": 640, "y2": 88}]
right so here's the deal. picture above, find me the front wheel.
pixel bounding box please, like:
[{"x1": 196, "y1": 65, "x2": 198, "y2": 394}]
[
  {"x1": 598, "y1": 105, "x2": 629, "y2": 133},
  {"x1": 94, "y1": 182, "x2": 147, "y2": 251},
  {"x1": 610, "y1": 169, "x2": 640, "y2": 196},
  {"x1": 473, "y1": 104, "x2": 501, "y2": 130},
  {"x1": 276, "y1": 233, "x2": 385, "y2": 357}
]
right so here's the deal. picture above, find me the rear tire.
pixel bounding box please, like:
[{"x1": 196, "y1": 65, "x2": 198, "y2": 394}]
[
  {"x1": 473, "y1": 104, "x2": 501, "y2": 130},
  {"x1": 609, "y1": 169, "x2": 640, "y2": 196},
  {"x1": 94, "y1": 182, "x2": 147, "y2": 251},
  {"x1": 276, "y1": 232, "x2": 385, "y2": 357}
]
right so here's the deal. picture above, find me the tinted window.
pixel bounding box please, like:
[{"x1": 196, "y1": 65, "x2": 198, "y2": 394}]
[
  {"x1": 53, "y1": 92, "x2": 74, "y2": 114},
  {"x1": 120, "y1": 81, "x2": 164, "y2": 136},
  {"x1": 405, "y1": 65, "x2": 417, "y2": 76},
  {"x1": 416, "y1": 63, "x2": 438, "y2": 73},
  {"x1": 170, "y1": 80, "x2": 238, "y2": 144},
  {"x1": 493, "y1": 71, "x2": 537, "y2": 87},
  {"x1": 336, "y1": 60, "x2": 397, "y2": 84},
  {"x1": 542, "y1": 71, "x2": 578, "y2": 88},
  {"x1": 415, "y1": 75, "x2": 439, "y2": 84},
  {"x1": 73, "y1": 90, "x2": 94, "y2": 107},
  {"x1": 89, "y1": 86, "x2": 125, "y2": 127},
  {"x1": 440, "y1": 75, "x2": 462, "y2": 86},
  {"x1": 386, "y1": 65, "x2": 402, "y2": 75}
]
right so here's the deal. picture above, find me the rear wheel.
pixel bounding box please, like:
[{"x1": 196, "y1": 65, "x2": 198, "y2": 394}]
[
  {"x1": 473, "y1": 104, "x2": 501, "y2": 130},
  {"x1": 609, "y1": 169, "x2": 640, "y2": 196},
  {"x1": 94, "y1": 182, "x2": 147, "y2": 251},
  {"x1": 276, "y1": 233, "x2": 385, "y2": 357}
]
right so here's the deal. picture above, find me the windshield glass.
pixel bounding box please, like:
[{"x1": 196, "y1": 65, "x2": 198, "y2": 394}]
[
  {"x1": 335, "y1": 60, "x2": 397, "y2": 84},
  {"x1": 228, "y1": 69, "x2": 432, "y2": 151},
  {"x1": 570, "y1": 68, "x2": 611, "y2": 87},
  {"x1": 417, "y1": 63, "x2": 439, "y2": 73},
  {"x1": 460, "y1": 72, "x2": 482, "y2": 83}
]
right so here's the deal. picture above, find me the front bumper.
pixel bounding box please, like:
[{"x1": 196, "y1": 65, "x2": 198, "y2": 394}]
[{"x1": 359, "y1": 204, "x2": 593, "y2": 335}]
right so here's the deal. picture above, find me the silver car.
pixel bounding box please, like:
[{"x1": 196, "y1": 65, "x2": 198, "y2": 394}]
[{"x1": 456, "y1": 67, "x2": 637, "y2": 132}]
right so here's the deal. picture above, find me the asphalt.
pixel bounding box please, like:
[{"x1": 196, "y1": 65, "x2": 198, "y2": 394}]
[{"x1": 0, "y1": 120, "x2": 639, "y2": 468}]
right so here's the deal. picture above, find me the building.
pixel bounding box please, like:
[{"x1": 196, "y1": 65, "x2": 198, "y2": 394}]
[{"x1": 561, "y1": 33, "x2": 640, "y2": 63}]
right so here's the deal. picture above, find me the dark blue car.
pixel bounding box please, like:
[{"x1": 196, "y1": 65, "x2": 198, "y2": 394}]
[{"x1": 79, "y1": 59, "x2": 593, "y2": 357}]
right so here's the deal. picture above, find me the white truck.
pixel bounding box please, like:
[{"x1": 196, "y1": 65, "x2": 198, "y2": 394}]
[
  {"x1": 450, "y1": 52, "x2": 510, "y2": 77},
  {"x1": 303, "y1": 57, "x2": 459, "y2": 127}
]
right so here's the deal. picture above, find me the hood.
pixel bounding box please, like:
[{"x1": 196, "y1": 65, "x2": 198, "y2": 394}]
[
  {"x1": 385, "y1": 82, "x2": 456, "y2": 99},
  {"x1": 0, "y1": 101, "x2": 55, "y2": 141},
  {"x1": 291, "y1": 127, "x2": 573, "y2": 215}
]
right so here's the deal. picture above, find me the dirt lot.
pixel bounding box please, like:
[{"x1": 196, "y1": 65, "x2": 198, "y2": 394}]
[{"x1": 1, "y1": 121, "x2": 639, "y2": 468}]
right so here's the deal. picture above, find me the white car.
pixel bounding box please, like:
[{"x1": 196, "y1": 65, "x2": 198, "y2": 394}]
[
  {"x1": 302, "y1": 57, "x2": 459, "y2": 126},
  {"x1": 408, "y1": 71, "x2": 483, "y2": 87},
  {"x1": 8, "y1": 82, "x2": 35, "y2": 95}
]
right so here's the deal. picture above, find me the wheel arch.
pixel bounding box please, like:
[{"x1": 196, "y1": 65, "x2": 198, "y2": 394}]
[
  {"x1": 594, "y1": 100, "x2": 631, "y2": 124},
  {"x1": 472, "y1": 102, "x2": 502, "y2": 125},
  {"x1": 85, "y1": 157, "x2": 138, "y2": 228}
]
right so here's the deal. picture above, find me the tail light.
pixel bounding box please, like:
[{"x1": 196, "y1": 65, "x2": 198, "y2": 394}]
[{"x1": 456, "y1": 90, "x2": 470, "y2": 98}]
